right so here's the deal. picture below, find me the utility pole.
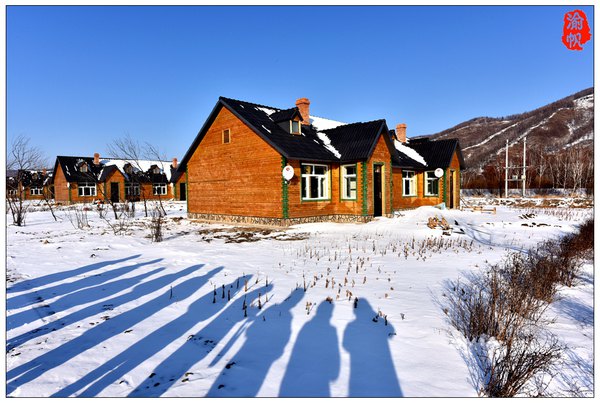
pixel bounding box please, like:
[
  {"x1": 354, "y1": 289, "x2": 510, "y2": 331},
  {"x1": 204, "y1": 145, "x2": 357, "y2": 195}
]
[
  {"x1": 505, "y1": 139, "x2": 509, "y2": 198},
  {"x1": 504, "y1": 138, "x2": 527, "y2": 199},
  {"x1": 522, "y1": 137, "x2": 527, "y2": 197}
]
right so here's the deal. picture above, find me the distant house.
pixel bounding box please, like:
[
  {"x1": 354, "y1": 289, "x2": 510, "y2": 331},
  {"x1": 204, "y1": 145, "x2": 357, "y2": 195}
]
[
  {"x1": 179, "y1": 96, "x2": 463, "y2": 226},
  {"x1": 6, "y1": 169, "x2": 53, "y2": 200},
  {"x1": 50, "y1": 154, "x2": 180, "y2": 204},
  {"x1": 391, "y1": 125, "x2": 465, "y2": 210}
]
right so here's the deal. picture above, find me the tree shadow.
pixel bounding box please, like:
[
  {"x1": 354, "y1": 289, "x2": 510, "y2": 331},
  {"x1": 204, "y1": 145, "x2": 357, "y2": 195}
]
[
  {"x1": 279, "y1": 300, "x2": 340, "y2": 397},
  {"x1": 7, "y1": 258, "x2": 163, "y2": 331},
  {"x1": 128, "y1": 280, "x2": 273, "y2": 397},
  {"x1": 52, "y1": 270, "x2": 244, "y2": 397},
  {"x1": 7, "y1": 255, "x2": 153, "y2": 311},
  {"x1": 206, "y1": 288, "x2": 305, "y2": 397},
  {"x1": 343, "y1": 299, "x2": 403, "y2": 397},
  {"x1": 6, "y1": 265, "x2": 219, "y2": 395},
  {"x1": 7, "y1": 254, "x2": 142, "y2": 294},
  {"x1": 7, "y1": 266, "x2": 165, "y2": 350}
]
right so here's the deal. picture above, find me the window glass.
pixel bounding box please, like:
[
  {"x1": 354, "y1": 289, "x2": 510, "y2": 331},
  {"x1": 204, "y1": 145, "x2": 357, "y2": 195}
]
[
  {"x1": 425, "y1": 171, "x2": 439, "y2": 196},
  {"x1": 341, "y1": 164, "x2": 357, "y2": 199},
  {"x1": 402, "y1": 171, "x2": 416, "y2": 196},
  {"x1": 301, "y1": 164, "x2": 329, "y2": 200}
]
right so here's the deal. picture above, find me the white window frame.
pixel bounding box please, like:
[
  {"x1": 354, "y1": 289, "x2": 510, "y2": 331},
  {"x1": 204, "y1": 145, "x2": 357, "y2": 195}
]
[
  {"x1": 290, "y1": 120, "x2": 301, "y2": 134},
  {"x1": 425, "y1": 171, "x2": 439, "y2": 196},
  {"x1": 8, "y1": 189, "x2": 17, "y2": 196},
  {"x1": 30, "y1": 187, "x2": 43, "y2": 196},
  {"x1": 125, "y1": 182, "x2": 140, "y2": 197},
  {"x1": 341, "y1": 164, "x2": 357, "y2": 200},
  {"x1": 79, "y1": 163, "x2": 88, "y2": 173},
  {"x1": 301, "y1": 163, "x2": 329, "y2": 200},
  {"x1": 78, "y1": 182, "x2": 97, "y2": 197},
  {"x1": 153, "y1": 183, "x2": 167, "y2": 196},
  {"x1": 402, "y1": 171, "x2": 416, "y2": 196}
]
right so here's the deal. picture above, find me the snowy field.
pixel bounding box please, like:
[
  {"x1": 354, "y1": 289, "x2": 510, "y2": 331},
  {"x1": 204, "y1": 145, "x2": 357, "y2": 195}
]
[{"x1": 6, "y1": 200, "x2": 593, "y2": 397}]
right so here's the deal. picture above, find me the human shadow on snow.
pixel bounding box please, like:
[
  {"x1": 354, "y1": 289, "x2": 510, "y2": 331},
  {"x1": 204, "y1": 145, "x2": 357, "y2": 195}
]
[
  {"x1": 6, "y1": 264, "x2": 219, "y2": 395},
  {"x1": 7, "y1": 255, "x2": 149, "y2": 311},
  {"x1": 343, "y1": 299, "x2": 403, "y2": 397},
  {"x1": 7, "y1": 264, "x2": 165, "y2": 350},
  {"x1": 205, "y1": 288, "x2": 305, "y2": 398},
  {"x1": 128, "y1": 280, "x2": 272, "y2": 397},
  {"x1": 53, "y1": 269, "x2": 244, "y2": 397},
  {"x1": 7, "y1": 258, "x2": 163, "y2": 331},
  {"x1": 6, "y1": 254, "x2": 142, "y2": 295},
  {"x1": 279, "y1": 300, "x2": 340, "y2": 397}
]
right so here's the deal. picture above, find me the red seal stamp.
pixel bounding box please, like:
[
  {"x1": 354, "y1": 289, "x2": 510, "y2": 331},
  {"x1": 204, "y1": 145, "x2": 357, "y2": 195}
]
[{"x1": 562, "y1": 10, "x2": 591, "y2": 51}]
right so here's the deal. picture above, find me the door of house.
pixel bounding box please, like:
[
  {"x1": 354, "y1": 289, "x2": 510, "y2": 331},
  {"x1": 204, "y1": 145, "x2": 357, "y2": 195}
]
[
  {"x1": 110, "y1": 183, "x2": 119, "y2": 203},
  {"x1": 449, "y1": 171, "x2": 455, "y2": 208},
  {"x1": 179, "y1": 183, "x2": 186, "y2": 201},
  {"x1": 373, "y1": 165, "x2": 383, "y2": 217}
]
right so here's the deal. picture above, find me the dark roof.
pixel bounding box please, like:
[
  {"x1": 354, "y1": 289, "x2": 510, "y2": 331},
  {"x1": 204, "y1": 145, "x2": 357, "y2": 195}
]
[
  {"x1": 53, "y1": 156, "x2": 102, "y2": 183},
  {"x1": 52, "y1": 156, "x2": 175, "y2": 185},
  {"x1": 397, "y1": 138, "x2": 465, "y2": 170},
  {"x1": 393, "y1": 150, "x2": 427, "y2": 170},
  {"x1": 15, "y1": 169, "x2": 51, "y2": 188},
  {"x1": 270, "y1": 107, "x2": 302, "y2": 123},
  {"x1": 180, "y1": 97, "x2": 396, "y2": 169}
]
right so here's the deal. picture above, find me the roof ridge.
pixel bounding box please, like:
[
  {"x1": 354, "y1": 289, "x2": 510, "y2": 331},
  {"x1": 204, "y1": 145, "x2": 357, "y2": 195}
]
[
  {"x1": 321, "y1": 118, "x2": 385, "y2": 130},
  {"x1": 220, "y1": 96, "x2": 283, "y2": 112}
]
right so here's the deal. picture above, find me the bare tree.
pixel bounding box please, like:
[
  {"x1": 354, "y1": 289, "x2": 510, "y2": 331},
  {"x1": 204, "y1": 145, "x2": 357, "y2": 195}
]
[
  {"x1": 107, "y1": 134, "x2": 150, "y2": 217},
  {"x1": 107, "y1": 134, "x2": 170, "y2": 217},
  {"x1": 6, "y1": 135, "x2": 49, "y2": 226}
]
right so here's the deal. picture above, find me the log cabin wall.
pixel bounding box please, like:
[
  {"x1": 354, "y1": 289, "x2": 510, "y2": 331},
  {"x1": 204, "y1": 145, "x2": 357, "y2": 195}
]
[{"x1": 186, "y1": 107, "x2": 283, "y2": 218}]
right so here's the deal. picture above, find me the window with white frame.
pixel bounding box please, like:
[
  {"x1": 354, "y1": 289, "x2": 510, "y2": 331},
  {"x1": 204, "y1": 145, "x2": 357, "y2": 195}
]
[
  {"x1": 79, "y1": 163, "x2": 88, "y2": 173},
  {"x1": 291, "y1": 120, "x2": 301, "y2": 134},
  {"x1": 341, "y1": 164, "x2": 357, "y2": 199},
  {"x1": 30, "y1": 187, "x2": 43, "y2": 196},
  {"x1": 301, "y1": 164, "x2": 329, "y2": 200},
  {"x1": 153, "y1": 183, "x2": 167, "y2": 196},
  {"x1": 125, "y1": 182, "x2": 140, "y2": 197},
  {"x1": 8, "y1": 188, "x2": 17, "y2": 196},
  {"x1": 402, "y1": 171, "x2": 416, "y2": 196},
  {"x1": 425, "y1": 171, "x2": 439, "y2": 196},
  {"x1": 78, "y1": 182, "x2": 97, "y2": 197}
]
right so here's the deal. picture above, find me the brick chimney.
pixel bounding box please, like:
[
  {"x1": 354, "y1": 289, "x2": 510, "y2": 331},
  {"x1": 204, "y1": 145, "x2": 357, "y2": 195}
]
[
  {"x1": 172, "y1": 157, "x2": 178, "y2": 169},
  {"x1": 93, "y1": 152, "x2": 100, "y2": 165},
  {"x1": 295, "y1": 98, "x2": 310, "y2": 124},
  {"x1": 42, "y1": 168, "x2": 47, "y2": 175},
  {"x1": 396, "y1": 123, "x2": 407, "y2": 143}
]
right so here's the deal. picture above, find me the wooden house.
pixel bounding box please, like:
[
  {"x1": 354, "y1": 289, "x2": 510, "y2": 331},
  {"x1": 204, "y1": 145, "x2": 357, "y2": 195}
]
[
  {"x1": 50, "y1": 154, "x2": 179, "y2": 204},
  {"x1": 391, "y1": 124, "x2": 465, "y2": 210},
  {"x1": 6, "y1": 169, "x2": 53, "y2": 201},
  {"x1": 180, "y1": 97, "x2": 465, "y2": 225},
  {"x1": 179, "y1": 97, "x2": 406, "y2": 226}
]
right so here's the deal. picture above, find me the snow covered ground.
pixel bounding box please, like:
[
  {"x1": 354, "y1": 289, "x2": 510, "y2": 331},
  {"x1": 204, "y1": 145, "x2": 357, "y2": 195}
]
[{"x1": 5, "y1": 200, "x2": 593, "y2": 397}]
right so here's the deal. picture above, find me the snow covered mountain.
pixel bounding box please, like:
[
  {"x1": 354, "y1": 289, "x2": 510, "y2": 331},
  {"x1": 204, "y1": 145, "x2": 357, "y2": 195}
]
[{"x1": 421, "y1": 88, "x2": 593, "y2": 171}]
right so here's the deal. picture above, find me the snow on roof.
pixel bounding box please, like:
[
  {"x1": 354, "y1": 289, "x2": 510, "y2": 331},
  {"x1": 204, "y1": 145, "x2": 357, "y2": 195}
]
[
  {"x1": 310, "y1": 115, "x2": 346, "y2": 131},
  {"x1": 395, "y1": 140, "x2": 427, "y2": 166},
  {"x1": 261, "y1": 124, "x2": 272, "y2": 134},
  {"x1": 317, "y1": 132, "x2": 342, "y2": 159},
  {"x1": 100, "y1": 158, "x2": 173, "y2": 181},
  {"x1": 255, "y1": 106, "x2": 277, "y2": 116}
]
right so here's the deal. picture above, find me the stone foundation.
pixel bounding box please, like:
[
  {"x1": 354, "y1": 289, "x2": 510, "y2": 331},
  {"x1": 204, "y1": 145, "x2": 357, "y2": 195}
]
[{"x1": 187, "y1": 212, "x2": 375, "y2": 227}]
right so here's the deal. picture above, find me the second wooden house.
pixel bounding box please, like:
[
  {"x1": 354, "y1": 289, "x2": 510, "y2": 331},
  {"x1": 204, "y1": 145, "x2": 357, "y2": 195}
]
[{"x1": 51, "y1": 154, "x2": 181, "y2": 204}]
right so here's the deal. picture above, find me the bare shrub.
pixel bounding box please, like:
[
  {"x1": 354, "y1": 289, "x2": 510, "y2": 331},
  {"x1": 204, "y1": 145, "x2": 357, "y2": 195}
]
[
  {"x1": 149, "y1": 206, "x2": 164, "y2": 242},
  {"x1": 65, "y1": 205, "x2": 90, "y2": 230},
  {"x1": 484, "y1": 332, "x2": 562, "y2": 397}
]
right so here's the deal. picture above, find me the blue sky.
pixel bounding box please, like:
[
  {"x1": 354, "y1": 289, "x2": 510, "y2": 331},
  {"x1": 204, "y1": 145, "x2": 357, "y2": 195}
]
[{"x1": 7, "y1": 5, "x2": 594, "y2": 162}]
